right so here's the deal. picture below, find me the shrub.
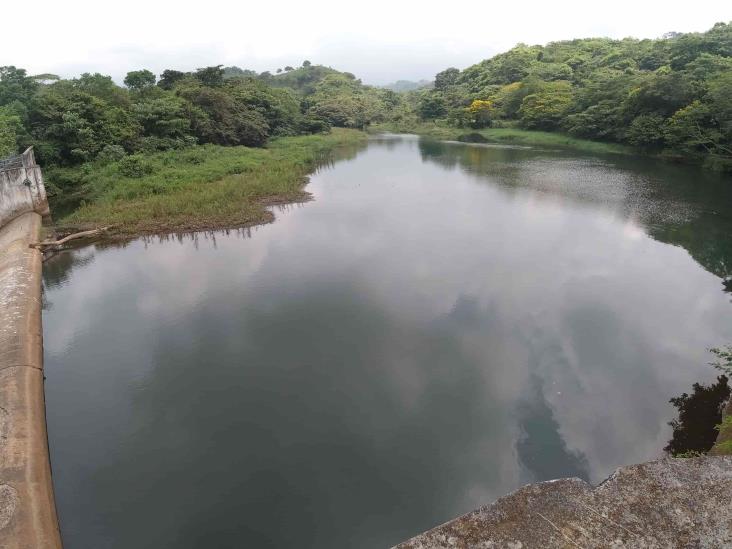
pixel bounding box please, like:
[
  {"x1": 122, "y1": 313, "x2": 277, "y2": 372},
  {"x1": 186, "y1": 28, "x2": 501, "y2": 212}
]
[
  {"x1": 96, "y1": 144, "x2": 126, "y2": 163},
  {"x1": 299, "y1": 117, "x2": 331, "y2": 134},
  {"x1": 118, "y1": 154, "x2": 155, "y2": 177}
]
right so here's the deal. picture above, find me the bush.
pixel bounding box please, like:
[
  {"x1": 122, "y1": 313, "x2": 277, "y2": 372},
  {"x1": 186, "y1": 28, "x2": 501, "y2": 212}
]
[
  {"x1": 96, "y1": 144, "x2": 126, "y2": 163},
  {"x1": 626, "y1": 114, "x2": 666, "y2": 148},
  {"x1": 299, "y1": 117, "x2": 331, "y2": 134},
  {"x1": 457, "y1": 132, "x2": 488, "y2": 143},
  {"x1": 118, "y1": 155, "x2": 155, "y2": 177}
]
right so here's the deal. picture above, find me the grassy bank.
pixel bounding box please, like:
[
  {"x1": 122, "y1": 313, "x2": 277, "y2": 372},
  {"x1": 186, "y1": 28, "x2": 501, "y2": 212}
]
[
  {"x1": 369, "y1": 122, "x2": 633, "y2": 156},
  {"x1": 49, "y1": 128, "x2": 367, "y2": 236}
]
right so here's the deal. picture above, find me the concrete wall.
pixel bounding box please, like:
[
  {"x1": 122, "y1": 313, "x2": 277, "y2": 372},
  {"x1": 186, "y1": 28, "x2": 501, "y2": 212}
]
[
  {"x1": 395, "y1": 456, "x2": 732, "y2": 548},
  {"x1": 0, "y1": 154, "x2": 61, "y2": 547},
  {"x1": 0, "y1": 148, "x2": 50, "y2": 230}
]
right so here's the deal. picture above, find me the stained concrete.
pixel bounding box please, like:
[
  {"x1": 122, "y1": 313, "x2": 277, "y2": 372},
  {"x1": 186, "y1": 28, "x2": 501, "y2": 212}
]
[
  {"x1": 394, "y1": 456, "x2": 732, "y2": 549},
  {"x1": 0, "y1": 149, "x2": 49, "y2": 230},
  {"x1": 0, "y1": 210, "x2": 61, "y2": 547}
]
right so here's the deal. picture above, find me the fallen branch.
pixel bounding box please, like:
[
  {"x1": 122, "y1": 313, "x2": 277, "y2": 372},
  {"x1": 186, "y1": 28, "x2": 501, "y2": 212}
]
[{"x1": 30, "y1": 226, "x2": 111, "y2": 249}]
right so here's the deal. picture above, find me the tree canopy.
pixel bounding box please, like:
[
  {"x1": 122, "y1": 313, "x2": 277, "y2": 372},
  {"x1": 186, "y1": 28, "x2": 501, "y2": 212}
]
[
  {"x1": 413, "y1": 22, "x2": 732, "y2": 169},
  {"x1": 1, "y1": 22, "x2": 731, "y2": 172}
]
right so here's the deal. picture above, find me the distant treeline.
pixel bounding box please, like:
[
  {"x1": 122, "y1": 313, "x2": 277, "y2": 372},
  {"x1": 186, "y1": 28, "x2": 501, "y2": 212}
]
[
  {"x1": 381, "y1": 80, "x2": 433, "y2": 93},
  {"x1": 0, "y1": 63, "x2": 403, "y2": 167},
  {"x1": 1, "y1": 21, "x2": 731, "y2": 172},
  {"x1": 412, "y1": 22, "x2": 732, "y2": 170}
]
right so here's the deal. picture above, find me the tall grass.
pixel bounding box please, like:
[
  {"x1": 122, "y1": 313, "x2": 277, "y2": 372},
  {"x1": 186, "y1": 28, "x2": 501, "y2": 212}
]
[{"x1": 52, "y1": 129, "x2": 367, "y2": 235}]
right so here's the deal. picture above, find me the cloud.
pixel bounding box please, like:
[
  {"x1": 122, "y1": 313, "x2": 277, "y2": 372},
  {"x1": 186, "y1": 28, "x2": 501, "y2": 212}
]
[{"x1": 2, "y1": 0, "x2": 729, "y2": 84}]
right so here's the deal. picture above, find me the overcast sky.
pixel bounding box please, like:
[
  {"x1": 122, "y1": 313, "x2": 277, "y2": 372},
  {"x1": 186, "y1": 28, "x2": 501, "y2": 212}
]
[{"x1": 2, "y1": 0, "x2": 729, "y2": 85}]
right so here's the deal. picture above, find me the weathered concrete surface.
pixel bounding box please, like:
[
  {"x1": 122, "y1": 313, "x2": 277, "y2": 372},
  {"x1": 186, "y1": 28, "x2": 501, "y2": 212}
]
[
  {"x1": 395, "y1": 456, "x2": 732, "y2": 549},
  {"x1": 0, "y1": 213, "x2": 62, "y2": 548},
  {"x1": 0, "y1": 149, "x2": 50, "y2": 231}
]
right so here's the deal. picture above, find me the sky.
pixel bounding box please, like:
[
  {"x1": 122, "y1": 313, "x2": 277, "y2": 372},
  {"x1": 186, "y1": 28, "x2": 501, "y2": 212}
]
[{"x1": 1, "y1": 0, "x2": 729, "y2": 85}]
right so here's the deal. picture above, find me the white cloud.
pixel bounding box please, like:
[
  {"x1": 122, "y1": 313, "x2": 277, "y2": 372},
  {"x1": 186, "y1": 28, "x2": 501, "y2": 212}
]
[{"x1": 1, "y1": 0, "x2": 729, "y2": 83}]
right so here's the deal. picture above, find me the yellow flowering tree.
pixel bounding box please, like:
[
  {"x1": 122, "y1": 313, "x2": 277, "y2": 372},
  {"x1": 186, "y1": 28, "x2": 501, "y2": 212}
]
[{"x1": 467, "y1": 99, "x2": 494, "y2": 128}]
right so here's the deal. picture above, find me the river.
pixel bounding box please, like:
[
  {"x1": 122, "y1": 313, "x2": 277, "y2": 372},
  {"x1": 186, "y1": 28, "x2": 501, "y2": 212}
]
[{"x1": 42, "y1": 135, "x2": 732, "y2": 548}]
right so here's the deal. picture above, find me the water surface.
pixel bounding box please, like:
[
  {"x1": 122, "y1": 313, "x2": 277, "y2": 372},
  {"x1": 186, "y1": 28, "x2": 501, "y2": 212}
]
[{"x1": 43, "y1": 135, "x2": 732, "y2": 548}]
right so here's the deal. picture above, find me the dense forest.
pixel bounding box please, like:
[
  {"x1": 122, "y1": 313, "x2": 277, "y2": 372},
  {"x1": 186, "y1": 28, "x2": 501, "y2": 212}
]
[
  {"x1": 0, "y1": 62, "x2": 399, "y2": 166},
  {"x1": 410, "y1": 22, "x2": 732, "y2": 170},
  {"x1": 0, "y1": 21, "x2": 730, "y2": 178}
]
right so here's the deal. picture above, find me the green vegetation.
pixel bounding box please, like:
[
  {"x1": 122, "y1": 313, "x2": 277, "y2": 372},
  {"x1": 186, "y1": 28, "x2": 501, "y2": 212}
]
[
  {"x1": 666, "y1": 346, "x2": 732, "y2": 457},
  {"x1": 54, "y1": 129, "x2": 366, "y2": 235},
  {"x1": 0, "y1": 61, "x2": 385, "y2": 234},
  {"x1": 408, "y1": 23, "x2": 732, "y2": 171},
  {"x1": 381, "y1": 80, "x2": 433, "y2": 93},
  {"x1": 711, "y1": 345, "x2": 732, "y2": 375},
  {"x1": 370, "y1": 122, "x2": 632, "y2": 155},
  {"x1": 267, "y1": 65, "x2": 404, "y2": 129},
  {"x1": 1, "y1": 23, "x2": 730, "y2": 237},
  {"x1": 0, "y1": 60, "x2": 404, "y2": 165},
  {"x1": 715, "y1": 416, "x2": 732, "y2": 454},
  {"x1": 665, "y1": 374, "x2": 729, "y2": 457}
]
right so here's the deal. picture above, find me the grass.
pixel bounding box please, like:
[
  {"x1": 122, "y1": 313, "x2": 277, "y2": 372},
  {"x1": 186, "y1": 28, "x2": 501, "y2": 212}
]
[
  {"x1": 369, "y1": 121, "x2": 633, "y2": 156},
  {"x1": 49, "y1": 128, "x2": 367, "y2": 236},
  {"x1": 711, "y1": 415, "x2": 732, "y2": 455}
]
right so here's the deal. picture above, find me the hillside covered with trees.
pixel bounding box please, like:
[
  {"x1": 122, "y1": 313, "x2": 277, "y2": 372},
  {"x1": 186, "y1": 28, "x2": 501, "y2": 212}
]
[
  {"x1": 1, "y1": 21, "x2": 731, "y2": 182},
  {"x1": 0, "y1": 62, "x2": 388, "y2": 231},
  {"x1": 0, "y1": 62, "x2": 400, "y2": 166},
  {"x1": 0, "y1": 61, "x2": 407, "y2": 223},
  {"x1": 411, "y1": 22, "x2": 732, "y2": 170}
]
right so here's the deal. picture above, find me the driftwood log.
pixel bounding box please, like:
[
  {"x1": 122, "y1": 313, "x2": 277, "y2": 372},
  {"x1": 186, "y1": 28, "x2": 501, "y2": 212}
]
[{"x1": 29, "y1": 226, "x2": 111, "y2": 250}]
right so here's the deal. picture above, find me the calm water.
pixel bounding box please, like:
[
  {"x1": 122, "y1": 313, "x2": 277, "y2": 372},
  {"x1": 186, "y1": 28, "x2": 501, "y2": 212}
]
[{"x1": 43, "y1": 135, "x2": 732, "y2": 548}]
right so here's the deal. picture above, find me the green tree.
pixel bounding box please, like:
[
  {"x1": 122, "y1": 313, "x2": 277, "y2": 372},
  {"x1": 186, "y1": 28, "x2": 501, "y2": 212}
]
[
  {"x1": 626, "y1": 113, "x2": 666, "y2": 148},
  {"x1": 518, "y1": 81, "x2": 573, "y2": 130},
  {"x1": 74, "y1": 73, "x2": 129, "y2": 106},
  {"x1": 434, "y1": 68, "x2": 460, "y2": 91},
  {"x1": 132, "y1": 95, "x2": 193, "y2": 150},
  {"x1": 124, "y1": 70, "x2": 156, "y2": 91},
  {"x1": 0, "y1": 106, "x2": 21, "y2": 156},
  {"x1": 158, "y1": 70, "x2": 188, "y2": 90},
  {"x1": 177, "y1": 82, "x2": 269, "y2": 146},
  {"x1": 417, "y1": 92, "x2": 448, "y2": 119},
  {"x1": 0, "y1": 66, "x2": 38, "y2": 107},
  {"x1": 195, "y1": 66, "x2": 225, "y2": 87},
  {"x1": 29, "y1": 81, "x2": 138, "y2": 164}
]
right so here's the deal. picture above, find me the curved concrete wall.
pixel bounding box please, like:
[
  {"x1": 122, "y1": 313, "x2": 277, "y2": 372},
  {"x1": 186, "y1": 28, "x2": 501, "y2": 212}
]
[
  {"x1": 0, "y1": 155, "x2": 61, "y2": 547},
  {"x1": 0, "y1": 148, "x2": 50, "y2": 230}
]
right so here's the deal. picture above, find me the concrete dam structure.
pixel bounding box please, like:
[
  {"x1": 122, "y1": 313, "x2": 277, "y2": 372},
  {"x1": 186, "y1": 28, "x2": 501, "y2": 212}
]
[{"x1": 0, "y1": 148, "x2": 62, "y2": 548}]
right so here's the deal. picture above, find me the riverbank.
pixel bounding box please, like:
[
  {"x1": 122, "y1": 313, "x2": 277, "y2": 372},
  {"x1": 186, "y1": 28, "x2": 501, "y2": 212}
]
[
  {"x1": 48, "y1": 128, "x2": 367, "y2": 237},
  {"x1": 370, "y1": 122, "x2": 634, "y2": 156}
]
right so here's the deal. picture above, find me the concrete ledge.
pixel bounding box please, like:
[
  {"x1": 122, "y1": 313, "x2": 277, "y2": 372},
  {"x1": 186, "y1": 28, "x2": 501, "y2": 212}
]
[
  {"x1": 0, "y1": 213, "x2": 62, "y2": 548},
  {"x1": 394, "y1": 456, "x2": 732, "y2": 548}
]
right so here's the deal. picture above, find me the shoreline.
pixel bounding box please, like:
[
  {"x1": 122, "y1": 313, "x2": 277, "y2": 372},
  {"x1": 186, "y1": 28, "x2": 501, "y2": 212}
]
[
  {"x1": 370, "y1": 122, "x2": 643, "y2": 157},
  {"x1": 48, "y1": 128, "x2": 368, "y2": 241}
]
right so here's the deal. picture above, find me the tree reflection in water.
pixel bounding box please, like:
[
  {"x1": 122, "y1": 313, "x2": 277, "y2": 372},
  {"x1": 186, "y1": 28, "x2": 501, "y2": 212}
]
[{"x1": 665, "y1": 375, "x2": 729, "y2": 456}]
